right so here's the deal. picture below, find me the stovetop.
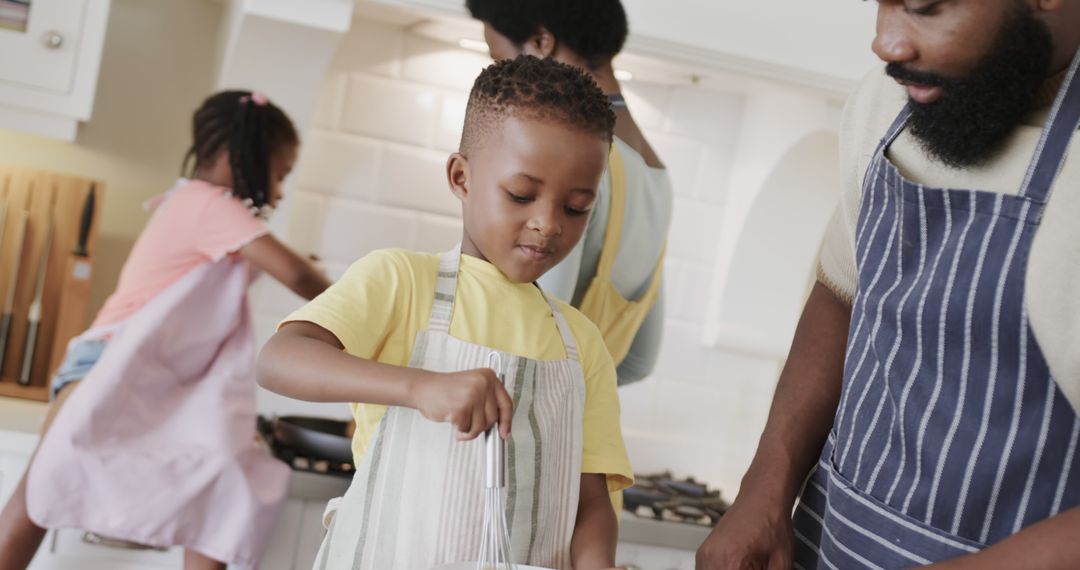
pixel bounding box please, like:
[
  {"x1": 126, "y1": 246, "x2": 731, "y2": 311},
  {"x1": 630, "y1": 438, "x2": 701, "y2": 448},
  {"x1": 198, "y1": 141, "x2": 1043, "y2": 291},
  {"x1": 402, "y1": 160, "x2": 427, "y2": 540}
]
[{"x1": 622, "y1": 471, "x2": 729, "y2": 527}]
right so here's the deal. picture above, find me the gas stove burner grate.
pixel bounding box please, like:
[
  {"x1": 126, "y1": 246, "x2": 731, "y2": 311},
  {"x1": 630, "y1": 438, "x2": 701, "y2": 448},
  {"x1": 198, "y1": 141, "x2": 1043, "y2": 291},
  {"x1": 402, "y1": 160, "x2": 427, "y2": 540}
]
[
  {"x1": 622, "y1": 471, "x2": 729, "y2": 526},
  {"x1": 283, "y1": 454, "x2": 355, "y2": 476}
]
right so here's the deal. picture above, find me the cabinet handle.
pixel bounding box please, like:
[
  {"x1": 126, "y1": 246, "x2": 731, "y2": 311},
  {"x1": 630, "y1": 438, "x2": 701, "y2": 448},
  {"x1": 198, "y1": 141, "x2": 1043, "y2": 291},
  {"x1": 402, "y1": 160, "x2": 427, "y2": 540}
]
[
  {"x1": 41, "y1": 30, "x2": 64, "y2": 49},
  {"x1": 81, "y1": 532, "x2": 166, "y2": 552}
]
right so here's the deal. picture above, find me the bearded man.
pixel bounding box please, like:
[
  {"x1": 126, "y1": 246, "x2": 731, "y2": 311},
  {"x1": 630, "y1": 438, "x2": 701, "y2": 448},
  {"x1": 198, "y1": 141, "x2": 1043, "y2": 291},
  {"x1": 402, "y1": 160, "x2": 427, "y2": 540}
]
[{"x1": 697, "y1": 1, "x2": 1080, "y2": 568}]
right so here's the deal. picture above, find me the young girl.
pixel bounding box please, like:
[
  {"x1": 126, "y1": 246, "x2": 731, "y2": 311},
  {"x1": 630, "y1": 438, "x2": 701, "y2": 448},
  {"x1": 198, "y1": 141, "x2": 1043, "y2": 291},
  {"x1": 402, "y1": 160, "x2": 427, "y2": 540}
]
[{"x1": 0, "y1": 90, "x2": 331, "y2": 570}]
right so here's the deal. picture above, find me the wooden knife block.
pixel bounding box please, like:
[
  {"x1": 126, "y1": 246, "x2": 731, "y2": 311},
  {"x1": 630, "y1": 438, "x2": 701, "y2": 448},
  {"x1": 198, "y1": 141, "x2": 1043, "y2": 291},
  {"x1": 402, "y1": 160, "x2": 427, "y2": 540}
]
[{"x1": 0, "y1": 167, "x2": 103, "y2": 402}]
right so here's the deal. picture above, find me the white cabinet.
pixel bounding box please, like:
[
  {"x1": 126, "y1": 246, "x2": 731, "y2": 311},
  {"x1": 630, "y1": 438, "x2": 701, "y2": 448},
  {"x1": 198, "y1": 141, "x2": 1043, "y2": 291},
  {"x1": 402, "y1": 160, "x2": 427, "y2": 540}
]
[
  {"x1": 0, "y1": 430, "x2": 35, "y2": 506},
  {"x1": 0, "y1": 0, "x2": 86, "y2": 91},
  {"x1": 30, "y1": 531, "x2": 181, "y2": 570},
  {"x1": 0, "y1": 0, "x2": 111, "y2": 140}
]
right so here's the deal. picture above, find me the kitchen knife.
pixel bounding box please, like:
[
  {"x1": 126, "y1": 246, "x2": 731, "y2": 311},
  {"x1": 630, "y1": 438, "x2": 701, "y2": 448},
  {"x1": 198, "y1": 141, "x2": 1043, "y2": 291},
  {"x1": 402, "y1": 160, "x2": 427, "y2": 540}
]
[
  {"x1": 73, "y1": 185, "x2": 94, "y2": 257},
  {"x1": 0, "y1": 201, "x2": 7, "y2": 252},
  {"x1": 19, "y1": 214, "x2": 54, "y2": 385},
  {"x1": 0, "y1": 211, "x2": 29, "y2": 373},
  {"x1": 48, "y1": 187, "x2": 97, "y2": 381}
]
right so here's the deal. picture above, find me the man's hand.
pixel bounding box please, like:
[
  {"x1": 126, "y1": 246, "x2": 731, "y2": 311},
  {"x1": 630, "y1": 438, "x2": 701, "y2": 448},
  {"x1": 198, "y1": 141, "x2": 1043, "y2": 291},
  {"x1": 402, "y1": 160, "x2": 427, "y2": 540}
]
[
  {"x1": 696, "y1": 494, "x2": 794, "y2": 570},
  {"x1": 409, "y1": 368, "x2": 514, "y2": 440}
]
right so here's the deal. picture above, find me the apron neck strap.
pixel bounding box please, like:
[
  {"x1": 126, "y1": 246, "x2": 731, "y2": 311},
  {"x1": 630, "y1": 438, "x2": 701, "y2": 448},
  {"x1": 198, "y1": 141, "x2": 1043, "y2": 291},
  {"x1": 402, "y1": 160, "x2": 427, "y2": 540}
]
[
  {"x1": 428, "y1": 246, "x2": 462, "y2": 333},
  {"x1": 1019, "y1": 46, "x2": 1080, "y2": 202},
  {"x1": 593, "y1": 144, "x2": 628, "y2": 279},
  {"x1": 427, "y1": 247, "x2": 582, "y2": 361},
  {"x1": 882, "y1": 104, "x2": 913, "y2": 152},
  {"x1": 544, "y1": 294, "x2": 580, "y2": 362}
]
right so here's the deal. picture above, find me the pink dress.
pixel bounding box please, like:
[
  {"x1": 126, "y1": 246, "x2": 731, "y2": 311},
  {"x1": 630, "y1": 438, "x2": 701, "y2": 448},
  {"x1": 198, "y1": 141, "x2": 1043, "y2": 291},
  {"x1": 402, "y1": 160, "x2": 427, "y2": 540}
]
[{"x1": 25, "y1": 182, "x2": 289, "y2": 568}]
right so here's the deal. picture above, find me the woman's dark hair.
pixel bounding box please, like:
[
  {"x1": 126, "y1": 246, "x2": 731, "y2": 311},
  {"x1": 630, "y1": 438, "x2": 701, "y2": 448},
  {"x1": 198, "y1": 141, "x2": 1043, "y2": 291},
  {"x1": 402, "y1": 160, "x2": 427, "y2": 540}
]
[
  {"x1": 466, "y1": 0, "x2": 628, "y2": 68},
  {"x1": 181, "y1": 90, "x2": 298, "y2": 210}
]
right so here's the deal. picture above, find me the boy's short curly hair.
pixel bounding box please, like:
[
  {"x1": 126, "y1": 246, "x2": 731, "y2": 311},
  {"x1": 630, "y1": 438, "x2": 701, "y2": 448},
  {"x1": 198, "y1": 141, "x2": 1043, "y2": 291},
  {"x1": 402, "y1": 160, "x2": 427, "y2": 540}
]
[
  {"x1": 460, "y1": 55, "x2": 615, "y2": 155},
  {"x1": 466, "y1": 0, "x2": 628, "y2": 67}
]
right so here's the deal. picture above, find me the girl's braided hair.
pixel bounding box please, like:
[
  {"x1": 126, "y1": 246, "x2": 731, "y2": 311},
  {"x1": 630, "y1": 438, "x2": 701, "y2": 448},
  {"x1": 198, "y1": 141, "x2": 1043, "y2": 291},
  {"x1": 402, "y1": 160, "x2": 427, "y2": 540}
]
[{"x1": 182, "y1": 90, "x2": 298, "y2": 211}]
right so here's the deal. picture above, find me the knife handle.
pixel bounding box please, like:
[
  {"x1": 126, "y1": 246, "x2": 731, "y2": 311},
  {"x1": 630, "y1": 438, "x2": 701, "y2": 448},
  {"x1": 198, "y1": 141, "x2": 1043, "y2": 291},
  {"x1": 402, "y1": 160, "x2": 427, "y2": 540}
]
[
  {"x1": 19, "y1": 319, "x2": 39, "y2": 385},
  {"x1": 0, "y1": 312, "x2": 11, "y2": 374}
]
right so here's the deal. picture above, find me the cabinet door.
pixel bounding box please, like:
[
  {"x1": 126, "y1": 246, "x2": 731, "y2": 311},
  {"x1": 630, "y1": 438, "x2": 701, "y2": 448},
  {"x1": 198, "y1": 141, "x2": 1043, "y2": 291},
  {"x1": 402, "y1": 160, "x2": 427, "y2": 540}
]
[
  {"x1": 40, "y1": 529, "x2": 181, "y2": 567},
  {"x1": 0, "y1": 453, "x2": 28, "y2": 505},
  {"x1": 0, "y1": 0, "x2": 88, "y2": 92}
]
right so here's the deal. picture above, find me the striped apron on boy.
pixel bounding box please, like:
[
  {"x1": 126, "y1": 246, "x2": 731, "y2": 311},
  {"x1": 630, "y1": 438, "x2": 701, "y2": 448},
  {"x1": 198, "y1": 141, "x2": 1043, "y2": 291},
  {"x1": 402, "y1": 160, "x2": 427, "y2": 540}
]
[
  {"x1": 313, "y1": 248, "x2": 586, "y2": 569},
  {"x1": 792, "y1": 47, "x2": 1080, "y2": 568}
]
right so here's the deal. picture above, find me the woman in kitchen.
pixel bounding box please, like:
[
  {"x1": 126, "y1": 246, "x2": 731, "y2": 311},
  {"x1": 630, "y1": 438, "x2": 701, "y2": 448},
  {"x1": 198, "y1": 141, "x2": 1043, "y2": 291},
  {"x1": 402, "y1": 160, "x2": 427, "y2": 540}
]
[
  {"x1": 0, "y1": 90, "x2": 332, "y2": 570},
  {"x1": 467, "y1": 0, "x2": 673, "y2": 389}
]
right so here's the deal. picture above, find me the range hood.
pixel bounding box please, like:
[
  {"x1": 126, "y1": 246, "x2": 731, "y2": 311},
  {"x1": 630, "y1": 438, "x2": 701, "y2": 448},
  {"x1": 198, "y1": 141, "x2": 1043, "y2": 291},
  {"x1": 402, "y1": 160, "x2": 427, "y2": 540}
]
[{"x1": 358, "y1": 0, "x2": 878, "y2": 95}]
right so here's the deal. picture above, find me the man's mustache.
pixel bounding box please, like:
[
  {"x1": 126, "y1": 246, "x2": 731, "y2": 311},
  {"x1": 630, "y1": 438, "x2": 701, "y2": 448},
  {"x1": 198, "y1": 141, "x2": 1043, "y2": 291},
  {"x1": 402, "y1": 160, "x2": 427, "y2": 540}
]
[{"x1": 885, "y1": 62, "x2": 953, "y2": 89}]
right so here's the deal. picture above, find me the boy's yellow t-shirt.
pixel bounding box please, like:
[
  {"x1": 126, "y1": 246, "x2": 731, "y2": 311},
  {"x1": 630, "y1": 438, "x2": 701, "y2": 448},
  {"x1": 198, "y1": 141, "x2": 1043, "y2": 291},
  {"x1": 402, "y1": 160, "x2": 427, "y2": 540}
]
[{"x1": 283, "y1": 248, "x2": 633, "y2": 492}]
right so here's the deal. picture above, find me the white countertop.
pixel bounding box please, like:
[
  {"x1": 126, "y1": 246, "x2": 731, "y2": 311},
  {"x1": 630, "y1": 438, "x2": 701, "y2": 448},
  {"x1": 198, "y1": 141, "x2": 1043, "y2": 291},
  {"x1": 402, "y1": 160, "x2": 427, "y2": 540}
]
[
  {"x1": 0, "y1": 396, "x2": 710, "y2": 552},
  {"x1": 0, "y1": 396, "x2": 48, "y2": 435},
  {"x1": 619, "y1": 513, "x2": 711, "y2": 551}
]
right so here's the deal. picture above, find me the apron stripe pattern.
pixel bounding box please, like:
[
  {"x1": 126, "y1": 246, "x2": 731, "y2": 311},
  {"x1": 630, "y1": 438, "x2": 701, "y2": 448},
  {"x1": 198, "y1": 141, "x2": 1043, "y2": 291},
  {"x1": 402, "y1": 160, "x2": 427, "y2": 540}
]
[
  {"x1": 314, "y1": 248, "x2": 586, "y2": 569},
  {"x1": 793, "y1": 48, "x2": 1080, "y2": 568}
]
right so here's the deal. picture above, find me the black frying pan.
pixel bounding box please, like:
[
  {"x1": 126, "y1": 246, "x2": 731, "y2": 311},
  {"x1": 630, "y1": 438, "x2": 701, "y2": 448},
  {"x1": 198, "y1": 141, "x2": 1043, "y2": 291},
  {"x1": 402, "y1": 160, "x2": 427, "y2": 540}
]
[{"x1": 267, "y1": 415, "x2": 353, "y2": 465}]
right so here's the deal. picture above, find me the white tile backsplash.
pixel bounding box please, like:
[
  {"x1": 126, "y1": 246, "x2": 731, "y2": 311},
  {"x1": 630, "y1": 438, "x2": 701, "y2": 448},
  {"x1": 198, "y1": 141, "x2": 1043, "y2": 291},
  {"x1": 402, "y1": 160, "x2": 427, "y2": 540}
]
[
  {"x1": 651, "y1": 320, "x2": 715, "y2": 386},
  {"x1": 621, "y1": 81, "x2": 672, "y2": 132},
  {"x1": 295, "y1": 131, "x2": 382, "y2": 199},
  {"x1": 376, "y1": 145, "x2": 459, "y2": 216},
  {"x1": 256, "y1": 15, "x2": 800, "y2": 497},
  {"x1": 328, "y1": 17, "x2": 403, "y2": 78},
  {"x1": 697, "y1": 144, "x2": 736, "y2": 205},
  {"x1": 434, "y1": 93, "x2": 468, "y2": 153},
  {"x1": 342, "y1": 74, "x2": 440, "y2": 147},
  {"x1": 312, "y1": 76, "x2": 346, "y2": 130},
  {"x1": 674, "y1": 263, "x2": 713, "y2": 324},
  {"x1": 400, "y1": 34, "x2": 492, "y2": 92},
  {"x1": 415, "y1": 212, "x2": 464, "y2": 254},
  {"x1": 647, "y1": 132, "x2": 705, "y2": 200},
  {"x1": 668, "y1": 198, "x2": 722, "y2": 263},
  {"x1": 318, "y1": 199, "x2": 419, "y2": 263},
  {"x1": 284, "y1": 191, "x2": 328, "y2": 253},
  {"x1": 664, "y1": 87, "x2": 745, "y2": 147}
]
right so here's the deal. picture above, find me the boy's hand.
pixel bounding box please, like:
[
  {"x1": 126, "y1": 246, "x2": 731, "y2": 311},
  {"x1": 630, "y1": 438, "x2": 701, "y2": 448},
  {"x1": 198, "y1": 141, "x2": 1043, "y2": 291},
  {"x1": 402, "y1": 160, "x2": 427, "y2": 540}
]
[{"x1": 409, "y1": 369, "x2": 513, "y2": 440}]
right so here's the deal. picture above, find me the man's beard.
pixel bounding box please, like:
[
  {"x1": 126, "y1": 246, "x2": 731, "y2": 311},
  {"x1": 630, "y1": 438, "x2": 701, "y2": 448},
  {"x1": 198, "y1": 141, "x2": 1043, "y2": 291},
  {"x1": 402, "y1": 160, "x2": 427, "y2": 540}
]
[{"x1": 886, "y1": 4, "x2": 1054, "y2": 168}]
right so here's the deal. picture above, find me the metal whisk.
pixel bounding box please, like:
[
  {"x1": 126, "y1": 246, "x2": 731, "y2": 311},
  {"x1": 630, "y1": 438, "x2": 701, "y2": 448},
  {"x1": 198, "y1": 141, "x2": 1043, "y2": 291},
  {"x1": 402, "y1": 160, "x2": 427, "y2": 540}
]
[{"x1": 477, "y1": 352, "x2": 514, "y2": 570}]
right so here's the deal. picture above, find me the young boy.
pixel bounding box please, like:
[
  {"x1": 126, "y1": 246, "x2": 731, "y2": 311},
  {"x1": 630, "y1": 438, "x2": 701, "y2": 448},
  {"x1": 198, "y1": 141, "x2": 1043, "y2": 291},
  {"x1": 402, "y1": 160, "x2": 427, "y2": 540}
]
[{"x1": 257, "y1": 56, "x2": 632, "y2": 569}]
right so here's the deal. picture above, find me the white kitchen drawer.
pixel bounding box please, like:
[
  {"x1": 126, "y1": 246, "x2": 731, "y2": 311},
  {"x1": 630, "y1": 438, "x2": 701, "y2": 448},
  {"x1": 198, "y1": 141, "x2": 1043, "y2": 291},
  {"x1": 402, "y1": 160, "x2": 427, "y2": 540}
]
[
  {"x1": 0, "y1": 0, "x2": 86, "y2": 92},
  {"x1": 0, "y1": 428, "x2": 37, "y2": 507},
  {"x1": 0, "y1": 450, "x2": 30, "y2": 505},
  {"x1": 45, "y1": 529, "x2": 182, "y2": 567},
  {"x1": 0, "y1": 0, "x2": 109, "y2": 139}
]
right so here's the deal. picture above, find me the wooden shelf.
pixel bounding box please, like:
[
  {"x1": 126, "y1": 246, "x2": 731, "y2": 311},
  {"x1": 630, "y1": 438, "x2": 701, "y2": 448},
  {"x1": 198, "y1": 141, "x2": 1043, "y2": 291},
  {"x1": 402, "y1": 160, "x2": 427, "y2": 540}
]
[{"x1": 0, "y1": 380, "x2": 49, "y2": 402}]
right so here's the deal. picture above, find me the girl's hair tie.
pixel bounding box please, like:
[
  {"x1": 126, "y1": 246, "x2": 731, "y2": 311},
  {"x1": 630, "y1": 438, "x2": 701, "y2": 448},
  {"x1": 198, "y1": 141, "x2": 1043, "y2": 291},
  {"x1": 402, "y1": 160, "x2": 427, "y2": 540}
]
[{"x1": 239, "y1": 91, "x2": 269, "y2": 106}]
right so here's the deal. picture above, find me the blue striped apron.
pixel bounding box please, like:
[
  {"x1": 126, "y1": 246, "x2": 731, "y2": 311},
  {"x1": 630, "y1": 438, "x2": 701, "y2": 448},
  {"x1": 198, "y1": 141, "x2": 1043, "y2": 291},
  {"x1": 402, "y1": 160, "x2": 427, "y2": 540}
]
[{"x1": 792, "y1": 48, "x2": 1080, "y2": 569}]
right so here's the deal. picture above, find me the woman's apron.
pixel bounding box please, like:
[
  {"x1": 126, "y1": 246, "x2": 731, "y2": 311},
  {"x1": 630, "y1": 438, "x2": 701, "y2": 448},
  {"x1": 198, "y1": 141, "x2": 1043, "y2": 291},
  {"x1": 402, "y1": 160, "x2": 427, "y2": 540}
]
[
  {"x1": 578, "y1": 145, "x2": 665, "y2": 367},
  {"x1": 26, "y1": 257, "x2": 290, "y2": 569},
  {"x1": 313, "y1": 249, "x2": 587, "y2": 569},
  {"x1": 792, "y1": 48, "x2": 1080, "y2": 568}
]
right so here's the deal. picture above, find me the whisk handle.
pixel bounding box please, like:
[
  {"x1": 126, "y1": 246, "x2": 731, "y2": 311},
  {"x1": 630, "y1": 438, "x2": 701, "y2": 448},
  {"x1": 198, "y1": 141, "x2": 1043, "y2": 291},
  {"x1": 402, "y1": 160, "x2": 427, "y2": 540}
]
[{"x1": 485, "y1": 427, "x2": 506, "y2": 488}]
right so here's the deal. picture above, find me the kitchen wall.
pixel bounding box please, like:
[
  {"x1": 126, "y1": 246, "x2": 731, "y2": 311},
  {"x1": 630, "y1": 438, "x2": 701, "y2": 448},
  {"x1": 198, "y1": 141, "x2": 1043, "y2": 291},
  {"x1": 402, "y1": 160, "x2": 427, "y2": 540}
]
[
  {"x1": 0, "y1": 0, "x2": 223, "y2": 315},
  {"x1": 253, "y1": 13, "x2": 847, "y2": 497},
  {"x1": 619, "y1": 0, "x2": 878, "y2": 86}
]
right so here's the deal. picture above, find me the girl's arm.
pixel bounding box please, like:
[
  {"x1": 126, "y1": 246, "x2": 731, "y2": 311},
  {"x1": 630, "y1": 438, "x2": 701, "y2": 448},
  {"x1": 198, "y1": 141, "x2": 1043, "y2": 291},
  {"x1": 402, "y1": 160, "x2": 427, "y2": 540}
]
[
  {"x1": 239, "y1": 234, "x2": 332, "y2": 300},
  {"x1": 257, "y1": 321, "x2": 513, "y2": 440},
  {"x1": 570, "y1": 473, "x2": 618, "y2": 570}
]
